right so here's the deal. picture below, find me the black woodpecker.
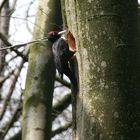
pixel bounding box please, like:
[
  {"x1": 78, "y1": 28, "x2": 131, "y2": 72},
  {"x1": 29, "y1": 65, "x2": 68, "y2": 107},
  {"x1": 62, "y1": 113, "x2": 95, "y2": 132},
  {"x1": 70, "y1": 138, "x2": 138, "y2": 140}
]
[{"x1": 47, "y1": 30, "x2": 78, "y2": 93}]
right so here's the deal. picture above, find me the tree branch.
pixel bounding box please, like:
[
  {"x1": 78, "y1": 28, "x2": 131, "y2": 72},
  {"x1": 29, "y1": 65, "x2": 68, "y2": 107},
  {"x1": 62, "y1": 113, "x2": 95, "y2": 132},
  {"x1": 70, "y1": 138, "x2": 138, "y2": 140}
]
[
  {"x1": 52, "y1": 122, "x2": 72, "y2": 137},
  {"x1": 0, "y1": 60, "x2": 24, "y2": 120},
  {"x1": 55, "y1": 76, "x2": 71, "y2": 88},
  {"x1": 0, "y1": 0, "x2": 8, "y2": 12},
  {"x1": 52, "y1": 93, "x2": 71, "y2": 120},
  {"x1": 8, "y1": 131, "x2": 21, "y2": 140},
  {"x1": 0, "y1": 32, "x2": 28, "y2": 61},
  {"x1": 8, "y1": 122, "x2": 72, "y2": 140},
  {"x1": 8, "y1": 93, "x2": 72, "y2": 140},
  {"x1": 25, "y1": 0, "x2": 36, "y2": 33},
  {"x1": 0, "y1": 107, "x2": 21, "y2": 140},
  {"x1": 0, "y1": 34, "x2": 48, "y2": 51},
  {"x1": 0, "y1": 69, "x2": 14, "y2": 85}
]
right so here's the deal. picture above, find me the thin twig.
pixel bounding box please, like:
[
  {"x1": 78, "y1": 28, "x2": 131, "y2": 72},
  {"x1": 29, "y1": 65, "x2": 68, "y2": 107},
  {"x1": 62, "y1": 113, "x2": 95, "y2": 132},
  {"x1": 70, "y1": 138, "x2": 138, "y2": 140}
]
[
  {"x1": 0, "y1": 106, "x2": 21, "y2": 140},
  {"x1": 0, "y1": 60, "x2": 24, "y2": 120},
  {"x1": 0, "y1": 32, "x2": 28, "y2": 61},
  {"x1": 52, "y1": 122, "x2": 72, "y2": 137},
  {"x1": 0, "y1": 69, "x2": 14, "y2": 84},
  {"x1": 55, "y1": 76, "x2": 71, "y2": 88},
  {"x1": 52, "y1": 93, "x2": 71, "y2": 120},
  {"x1": 0, "y1": 37, "x2": 48, "y2": 51},
  {"x1": 25, "y1": 0, "x2": 36, "y2": 33},
  {"x1": 0, "y1": 15, "x2": 45, "y2": 33}
]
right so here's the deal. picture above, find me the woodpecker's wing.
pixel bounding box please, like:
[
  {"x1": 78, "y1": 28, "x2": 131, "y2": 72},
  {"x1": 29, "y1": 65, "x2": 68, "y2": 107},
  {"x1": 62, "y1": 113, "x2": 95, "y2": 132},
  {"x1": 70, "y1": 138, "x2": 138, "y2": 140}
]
[{"x1": 52, "y1": 38, "x2": 75, "y2": 79}]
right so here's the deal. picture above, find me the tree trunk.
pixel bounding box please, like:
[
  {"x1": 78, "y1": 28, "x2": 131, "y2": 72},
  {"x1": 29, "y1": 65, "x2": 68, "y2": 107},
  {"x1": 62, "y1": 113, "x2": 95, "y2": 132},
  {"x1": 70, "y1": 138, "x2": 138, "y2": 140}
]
[
  {"x1": 62, "y1": 0, "x2": 140, "y2": 140},
  {"x1": 0, "y1": 1, "x2": 10, "y2": 74},
  {"x1": 22, "y1": 0, "x2": 62, "y2": 140}
]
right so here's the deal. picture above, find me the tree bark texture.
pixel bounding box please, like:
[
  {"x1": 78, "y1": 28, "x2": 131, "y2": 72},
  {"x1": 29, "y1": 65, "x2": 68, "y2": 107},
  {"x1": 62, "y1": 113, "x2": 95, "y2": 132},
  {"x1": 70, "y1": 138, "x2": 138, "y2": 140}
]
[
  {"x1": 0, "y1": 1, "x2": 10, "y2": 74},
  {"x1": 22, "y1": 0, "x2": 62, "y2": 140},
  {"x1": 62, "y1": 0, "x2": 140, "y2": 140}
]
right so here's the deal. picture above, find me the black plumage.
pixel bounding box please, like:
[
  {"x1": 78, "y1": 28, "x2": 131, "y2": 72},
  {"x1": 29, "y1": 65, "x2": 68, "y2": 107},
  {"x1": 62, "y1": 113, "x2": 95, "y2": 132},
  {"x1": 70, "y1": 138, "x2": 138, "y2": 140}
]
[
  {"x1": 52, "y1": 37, "x2": 75, "y2": 79},
  {"x1": 47, "y1": 30, "x2": 78, "y2": 94}
]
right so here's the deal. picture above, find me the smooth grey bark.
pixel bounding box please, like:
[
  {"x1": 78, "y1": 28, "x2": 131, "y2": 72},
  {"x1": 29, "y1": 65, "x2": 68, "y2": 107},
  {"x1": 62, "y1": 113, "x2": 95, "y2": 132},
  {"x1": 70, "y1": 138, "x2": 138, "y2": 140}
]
[
  {"x1": 0, "y1": 1, "x2": 10, "y2": 73},
  {"x1": 62, "y1": 0, "x2": 140, "y2": 140},
  {"x1": 22, "y1": 0, "x2": 62, "y2": 140}
]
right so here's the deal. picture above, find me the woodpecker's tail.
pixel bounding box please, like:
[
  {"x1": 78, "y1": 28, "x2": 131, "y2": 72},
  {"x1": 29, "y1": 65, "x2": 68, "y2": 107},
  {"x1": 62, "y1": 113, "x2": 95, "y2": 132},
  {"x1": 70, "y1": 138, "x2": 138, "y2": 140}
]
[
  {"x1": 63, "y1": 57, "x2": 79, "y2": 94},
  {"x1": 63, "y1": 56, "x2": 78, "y2": 133}
]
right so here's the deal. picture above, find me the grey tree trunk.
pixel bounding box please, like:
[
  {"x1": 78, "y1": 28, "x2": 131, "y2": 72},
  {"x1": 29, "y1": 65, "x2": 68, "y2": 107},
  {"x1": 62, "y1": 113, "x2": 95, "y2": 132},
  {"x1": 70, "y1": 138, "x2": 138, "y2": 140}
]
[
  {"x1": 22, "y1": 0, "x2": 62, "y2": 140},
  {"x1": 62, "y1": 0, "x2": 140, "y2": 140},
  {"x1": 0, "y1": 1, "x2": 10, "y2": 74}
]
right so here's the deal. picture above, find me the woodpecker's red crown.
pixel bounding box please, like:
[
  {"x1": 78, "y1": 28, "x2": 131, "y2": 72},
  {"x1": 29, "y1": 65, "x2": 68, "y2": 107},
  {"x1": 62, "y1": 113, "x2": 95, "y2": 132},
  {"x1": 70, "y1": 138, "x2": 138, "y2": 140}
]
[
  {"x1": 47, "y1": 31, "x2": 60, "y2": 43},
  {"x1": 47, "y1": 30, "x2": 67, "y2": 42},
  {"x1": 48, "y1": 31, "x2": 58, "y2": 36}
]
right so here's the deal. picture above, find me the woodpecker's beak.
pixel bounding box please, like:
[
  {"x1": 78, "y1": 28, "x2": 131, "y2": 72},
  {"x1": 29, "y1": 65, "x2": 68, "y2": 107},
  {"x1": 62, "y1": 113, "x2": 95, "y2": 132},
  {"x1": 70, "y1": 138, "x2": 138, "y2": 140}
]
[{"x1": 58, "y1": 30, "x2": 67, "y2": 35}]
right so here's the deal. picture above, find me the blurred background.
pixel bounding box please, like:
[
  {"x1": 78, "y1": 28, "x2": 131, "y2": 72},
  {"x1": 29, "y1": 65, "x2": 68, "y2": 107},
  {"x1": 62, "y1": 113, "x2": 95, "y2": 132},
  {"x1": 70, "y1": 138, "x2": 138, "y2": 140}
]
[{"x1": 0, "y1": 0, "x2": 72, "y2": 139}]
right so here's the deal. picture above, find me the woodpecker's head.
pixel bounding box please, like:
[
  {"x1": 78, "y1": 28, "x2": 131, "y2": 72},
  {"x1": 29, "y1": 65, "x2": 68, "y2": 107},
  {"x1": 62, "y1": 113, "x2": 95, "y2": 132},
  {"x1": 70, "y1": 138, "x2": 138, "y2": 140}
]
[{"x1": 47, "y1": 30, "x2": 66, "y2": 43}]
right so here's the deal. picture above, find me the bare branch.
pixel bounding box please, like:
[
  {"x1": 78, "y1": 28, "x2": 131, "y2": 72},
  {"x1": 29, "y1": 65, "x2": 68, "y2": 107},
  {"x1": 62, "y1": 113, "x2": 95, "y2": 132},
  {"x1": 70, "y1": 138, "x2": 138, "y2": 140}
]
[
  {"x1": 8, "y1": 120, "x2": 72, "y2": 140},
  {"x1": 0, "y1": 69, "x2": 15, "y2": 85},
  {"x1": 0, "y1": 32, "x2": 28, "y2": 61},
  {"x1": 55, "y1": 76, "x2": 71, "y2": 88},
  {"x1": 25, "y1": 0, "x2": 36, "y2": 33},
  {"x1": 0, "y1": 15, "x2": 45, "y2": 33},
  {"x1": 0, "y1": 106, "x2": 21, "y2": 140},
  {"x1": 8, "y1": 93, "x2": 72, "y2": 140},
  {"x1": 0, "y1": 37, "x2": 48, "y2": 51},
  {"x1": 52, "y1": 93, "x2": 71, "y2": 120},
  {"x1": 0, "y1": 0, "x2": 8, "y2": 12},
  {"x1": 52, "y1": 122, "x2": 72, "y2": 138},
  {"x1": 0, "y1": 32, "x2": 11, "y2": 46},
  {"x1": 9, "y1": 0, "x2": 17, "y2": 15},
  {"x1": 8, "y1": 131, "x2": 21, "y2": 140},
  {"x1": 0, "y1": 60, "x2": 24, "y2": 120}
]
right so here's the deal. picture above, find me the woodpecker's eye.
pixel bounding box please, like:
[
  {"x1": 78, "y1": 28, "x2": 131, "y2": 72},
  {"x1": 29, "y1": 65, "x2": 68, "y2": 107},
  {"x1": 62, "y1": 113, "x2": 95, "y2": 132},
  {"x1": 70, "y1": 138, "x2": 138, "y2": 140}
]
[
  {"x1": 47, "y1": 31, "x2": 61, "y2": 43},
  {"x1": 48, "y1": 31, "x2": 58, "y2": 36}
]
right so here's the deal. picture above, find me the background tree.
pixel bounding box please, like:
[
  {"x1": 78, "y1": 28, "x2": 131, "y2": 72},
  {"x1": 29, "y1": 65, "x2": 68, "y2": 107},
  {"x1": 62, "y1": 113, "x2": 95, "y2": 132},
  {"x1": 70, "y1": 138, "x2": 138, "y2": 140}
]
[{"x1": 0, "y1": 0, "x2": 10, "y2": 73}]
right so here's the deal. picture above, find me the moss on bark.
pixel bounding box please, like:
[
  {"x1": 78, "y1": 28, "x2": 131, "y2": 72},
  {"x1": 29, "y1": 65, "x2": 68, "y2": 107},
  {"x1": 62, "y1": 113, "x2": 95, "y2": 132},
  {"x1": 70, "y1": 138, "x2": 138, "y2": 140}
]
[
  {"x1": 22, "y1": 0, "x2": 62, "y2": 140},
  {"x1": 62, "y1": 0, "x2": 140, "y2": 140}
]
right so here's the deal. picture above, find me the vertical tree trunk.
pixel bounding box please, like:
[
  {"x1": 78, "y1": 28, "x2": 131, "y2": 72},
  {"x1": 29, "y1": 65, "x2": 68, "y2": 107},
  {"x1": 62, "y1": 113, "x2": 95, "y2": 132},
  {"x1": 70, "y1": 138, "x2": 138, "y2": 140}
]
[
  {"x1": 0, "y1": 1, "x2": 10, "y2": 74},
  {"x1": 63, "y1": 0, "x2": 140, "y2": 140},
  {"x1": 22, "y1": 0, "x2": 62, "y2": 140},
  {"x1": 0, "y1": 1, "x2": 10, "y2": 99}
]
